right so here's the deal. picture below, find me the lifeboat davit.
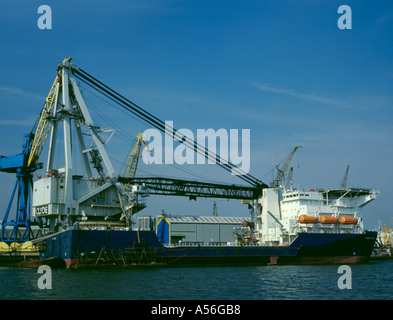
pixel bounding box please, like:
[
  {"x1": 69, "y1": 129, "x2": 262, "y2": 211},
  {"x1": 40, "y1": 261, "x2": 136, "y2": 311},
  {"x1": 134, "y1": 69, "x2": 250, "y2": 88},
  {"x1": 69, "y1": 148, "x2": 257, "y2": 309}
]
[
  {"x1": 339, "y1": 216, "x2": 358, "y2": 224},
  {"x1": 298, "y1": 215, "x2": 318, "y2": 223},
  {"x1": 319, "y1": 215, "x2": 338, "y2": 224}
]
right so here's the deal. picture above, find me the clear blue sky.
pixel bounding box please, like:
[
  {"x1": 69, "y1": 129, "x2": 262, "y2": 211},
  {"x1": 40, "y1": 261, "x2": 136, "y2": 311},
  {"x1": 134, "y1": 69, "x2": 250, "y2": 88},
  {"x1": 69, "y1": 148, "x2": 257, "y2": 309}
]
[{"x1": 0, "y1": 0, "x2": 392, "y2": 229}]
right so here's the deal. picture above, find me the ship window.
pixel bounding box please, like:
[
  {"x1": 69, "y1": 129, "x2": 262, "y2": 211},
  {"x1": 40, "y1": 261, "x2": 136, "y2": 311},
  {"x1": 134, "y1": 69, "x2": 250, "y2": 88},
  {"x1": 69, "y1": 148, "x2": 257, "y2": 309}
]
[{"x1": 97, "y1": 197, "x2": 105, "y2": 205}]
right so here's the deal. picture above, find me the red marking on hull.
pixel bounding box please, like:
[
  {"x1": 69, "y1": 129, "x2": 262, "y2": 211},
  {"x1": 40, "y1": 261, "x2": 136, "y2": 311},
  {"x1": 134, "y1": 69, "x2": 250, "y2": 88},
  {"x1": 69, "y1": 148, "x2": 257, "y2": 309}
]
[
  {"x1": 293, "y1": 256, "x2": 369, "y2": 265},
  {"x1": 268, "y1": 256, "x2": 279, "y2": 265},
  {"x1": 64, "y1": 259, "x2": 78, "y2": 268}
]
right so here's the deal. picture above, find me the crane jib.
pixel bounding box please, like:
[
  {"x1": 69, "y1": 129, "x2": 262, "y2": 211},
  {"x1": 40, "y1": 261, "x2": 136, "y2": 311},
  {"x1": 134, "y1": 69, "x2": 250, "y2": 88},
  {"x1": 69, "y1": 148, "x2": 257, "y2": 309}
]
[{"x1": 118, "y1": 176, "x2": 264, "y2": 200}]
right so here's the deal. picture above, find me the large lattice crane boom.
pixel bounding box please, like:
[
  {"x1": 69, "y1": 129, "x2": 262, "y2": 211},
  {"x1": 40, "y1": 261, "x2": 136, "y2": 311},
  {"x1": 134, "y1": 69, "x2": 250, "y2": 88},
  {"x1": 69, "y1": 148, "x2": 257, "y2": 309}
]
[
  {"x1": 117, "y1": 176, "x2": 262, "y2": 200},
  {"x1": 72, "y1": 65, "x2": 266, "y2": 188}
]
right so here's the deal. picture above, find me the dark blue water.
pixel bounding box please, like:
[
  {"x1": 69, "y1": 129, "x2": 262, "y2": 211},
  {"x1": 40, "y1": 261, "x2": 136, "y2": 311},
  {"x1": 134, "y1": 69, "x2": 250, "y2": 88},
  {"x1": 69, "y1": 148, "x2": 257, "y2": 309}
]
[{"x1": 0, "y1": 260, "x2": 392, "y2": 300}]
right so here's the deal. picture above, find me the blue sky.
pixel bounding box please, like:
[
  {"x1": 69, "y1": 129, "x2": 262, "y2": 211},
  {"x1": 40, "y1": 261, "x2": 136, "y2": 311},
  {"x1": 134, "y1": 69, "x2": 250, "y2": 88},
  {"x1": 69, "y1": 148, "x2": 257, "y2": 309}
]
[{"x1": 0, "y1": 0, "x2": 392, "y2": 229}]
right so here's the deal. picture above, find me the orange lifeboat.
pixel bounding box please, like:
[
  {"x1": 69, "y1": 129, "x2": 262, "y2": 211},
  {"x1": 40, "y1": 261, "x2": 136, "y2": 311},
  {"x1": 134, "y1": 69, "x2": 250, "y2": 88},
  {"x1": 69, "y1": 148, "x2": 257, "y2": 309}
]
[
  {"x1": 339, "y1": 216, "x2": 358, "y2": 224},
  {"x1": 298, "y1": 215, "x2": 318, "y2": 223},
  {"x1": 319, "y1": 215, "x2": 338, "y2": 224}
]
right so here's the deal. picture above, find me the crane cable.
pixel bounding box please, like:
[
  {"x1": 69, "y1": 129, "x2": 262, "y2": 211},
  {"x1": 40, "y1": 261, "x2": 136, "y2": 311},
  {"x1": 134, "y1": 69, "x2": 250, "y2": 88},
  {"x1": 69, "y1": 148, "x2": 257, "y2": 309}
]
[
  {"x1": 74, "y1": 67, "x2": 262, "y2": 187},
  {"x1": 72, "y1": 66, "x2": 265, "y2": 188},
  {"x1": 83, "y1": 86, "x2": 232, "y2": 184}
]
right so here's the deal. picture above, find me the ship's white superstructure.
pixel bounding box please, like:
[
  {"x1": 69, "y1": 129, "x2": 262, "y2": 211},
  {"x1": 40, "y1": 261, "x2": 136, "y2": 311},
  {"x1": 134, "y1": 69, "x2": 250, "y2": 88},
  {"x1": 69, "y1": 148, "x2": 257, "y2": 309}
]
[{"x1": 252, "y1": 186, "x2": 378, "y2": 246}]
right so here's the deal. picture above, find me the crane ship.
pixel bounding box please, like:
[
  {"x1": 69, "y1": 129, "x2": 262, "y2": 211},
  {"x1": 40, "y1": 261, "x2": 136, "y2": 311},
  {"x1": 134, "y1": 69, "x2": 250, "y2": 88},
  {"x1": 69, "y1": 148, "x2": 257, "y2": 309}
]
[{"x1": 0, "y1": 58, "x2": 378, "y2": 268}]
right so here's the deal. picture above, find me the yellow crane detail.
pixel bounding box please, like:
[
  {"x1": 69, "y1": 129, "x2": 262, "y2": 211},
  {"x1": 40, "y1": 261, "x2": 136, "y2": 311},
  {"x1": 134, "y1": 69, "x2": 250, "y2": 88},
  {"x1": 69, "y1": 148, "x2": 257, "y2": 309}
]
[
  {"x1": 381, "y1": 223, "x2": 392, "y2": 247},
  {"x1": 27, "y1": 74, "x2": 60, "y2": 167}
]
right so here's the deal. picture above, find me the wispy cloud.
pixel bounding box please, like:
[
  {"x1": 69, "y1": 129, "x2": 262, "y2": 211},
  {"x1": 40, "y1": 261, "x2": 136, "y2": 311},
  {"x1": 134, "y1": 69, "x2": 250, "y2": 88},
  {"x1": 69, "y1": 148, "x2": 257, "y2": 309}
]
[
  {"x1": 0, "y1": 118, "x2": 36, "y2": 126},
  {"x1": 249, "y1": 82, "x2": 348, "y2": 108},
  {"x1": 0, "y1": 86, "x2": 45, "y2": 101}
]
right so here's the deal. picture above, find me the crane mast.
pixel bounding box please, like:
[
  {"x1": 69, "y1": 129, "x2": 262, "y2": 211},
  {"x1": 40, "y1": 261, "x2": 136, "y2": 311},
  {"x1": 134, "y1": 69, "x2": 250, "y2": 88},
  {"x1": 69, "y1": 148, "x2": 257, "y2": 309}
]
[{"x1": 32, "y1": 58, "x2": 135, "y2": 231}]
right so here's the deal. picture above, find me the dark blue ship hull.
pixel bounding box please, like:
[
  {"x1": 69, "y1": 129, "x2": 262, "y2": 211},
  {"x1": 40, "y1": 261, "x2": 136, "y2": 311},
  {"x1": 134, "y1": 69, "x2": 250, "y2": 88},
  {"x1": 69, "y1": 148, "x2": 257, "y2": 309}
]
[{"x1": 37, "y1": 229, "x2": 377, "y2": 268}]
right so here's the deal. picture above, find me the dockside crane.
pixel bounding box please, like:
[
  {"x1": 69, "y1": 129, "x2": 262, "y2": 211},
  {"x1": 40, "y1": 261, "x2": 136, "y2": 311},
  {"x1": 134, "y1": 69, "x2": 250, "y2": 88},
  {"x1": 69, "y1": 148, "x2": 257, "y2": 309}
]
[
  {"x1": 0, "y1": 73, "x2": 60, "y2": 242},
  {"x1": 0, "y1": 134, "x2": 40, "y2": 242}
]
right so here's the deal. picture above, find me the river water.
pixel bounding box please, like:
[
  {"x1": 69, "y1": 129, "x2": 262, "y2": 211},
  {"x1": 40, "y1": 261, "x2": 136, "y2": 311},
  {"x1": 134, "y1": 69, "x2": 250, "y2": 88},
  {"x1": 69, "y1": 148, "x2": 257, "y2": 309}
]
[{"x1": 1, "y1": 260, "x2": 392, "y2": 300}]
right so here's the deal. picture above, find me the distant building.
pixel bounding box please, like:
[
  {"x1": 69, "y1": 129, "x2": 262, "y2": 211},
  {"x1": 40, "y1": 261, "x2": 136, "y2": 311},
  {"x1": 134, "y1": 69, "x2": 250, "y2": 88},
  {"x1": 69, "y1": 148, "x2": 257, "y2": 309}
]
[
  {"x1": 137, "y1": 216, "x2": 155, "y2": 231},
  {"x1": 156, "y1": 214, "x2": 250, "y2": 245}
]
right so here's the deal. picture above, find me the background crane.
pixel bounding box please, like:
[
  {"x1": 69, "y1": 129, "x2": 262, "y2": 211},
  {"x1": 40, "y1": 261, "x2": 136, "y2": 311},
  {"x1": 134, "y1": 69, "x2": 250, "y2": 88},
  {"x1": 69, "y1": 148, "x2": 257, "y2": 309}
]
[
  {"x1": 122, "y1": 133, "x2": 150, "y2": 215},
  {"x1": 285, "y1": 166, "x2": 294, "y2": 190},
  {"x1": 341, "y1": 165, "x2": 350, "y2": 188},
  {"x1": 272, "y1": 146, "x2": 301, "y2": 188},
  {"x1": 123, "y1": 133, "x2": 150, "y2": 181}
]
